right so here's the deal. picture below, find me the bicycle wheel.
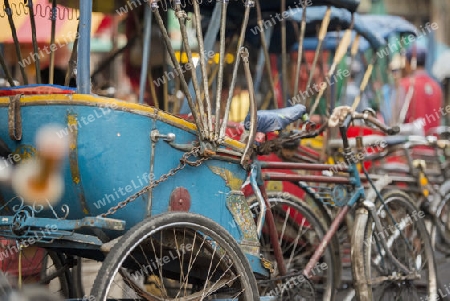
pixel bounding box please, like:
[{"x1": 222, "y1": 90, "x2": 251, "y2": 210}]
[
  {"x1": 354, "y1": 189, "x2": 437, "y2": 300},
  {"x1": 431, "y1": 180, "x2": 450, "y2": 255},
  {"x1": 248, "y1": 192, "x2": 336, "y2": 300},
  {"x1": 0, "y1": 241, "x2": 71, "y2": 299},
  {"x1": 91, "y1": 212, "x2": 259, "y2": 301}
]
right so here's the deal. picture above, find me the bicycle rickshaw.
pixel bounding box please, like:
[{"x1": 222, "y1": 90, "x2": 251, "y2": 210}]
[
  {"x1": 0, "y1": 0, "x2": 442, "y2": 300},
  {"x1": 0, "y1": 0, "x2": 361, "y2": 300}
]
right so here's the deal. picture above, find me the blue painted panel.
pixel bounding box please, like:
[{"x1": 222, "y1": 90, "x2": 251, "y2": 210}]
[{"x1": 0, "y1": 103, "x2": 248, "y2": 244}]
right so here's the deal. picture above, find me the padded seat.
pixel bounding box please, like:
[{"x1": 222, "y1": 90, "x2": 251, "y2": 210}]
[{"x1": 244, "y1": 104, "x2": 307, "y2": 134}]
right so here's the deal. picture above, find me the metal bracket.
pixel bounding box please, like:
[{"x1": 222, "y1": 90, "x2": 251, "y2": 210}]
[
  {"x1": 150, "y1": 129, "x2": 175, "y2": 143},
  {"x1": 8, "y1": 94, "x2": 22, "y2": 141}
]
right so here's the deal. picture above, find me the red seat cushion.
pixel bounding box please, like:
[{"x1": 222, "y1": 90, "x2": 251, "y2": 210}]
[{"x1": 0, "y1": 85, "x2": 76, "y2": 96}]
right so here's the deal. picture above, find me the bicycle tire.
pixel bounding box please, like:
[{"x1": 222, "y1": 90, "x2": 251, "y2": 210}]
[
  {"x1": 44, "y1": 251, "x2": 71, "y2": 299},
  {"x1": 91, "y1": 212, "x2": 259, "y2": 301},
  {"x1": 356, "y1": 190, "x2": 438, "y2": 300},
  {"x1": 248, "y1": 192, "x2": 336, "y2": 300}
]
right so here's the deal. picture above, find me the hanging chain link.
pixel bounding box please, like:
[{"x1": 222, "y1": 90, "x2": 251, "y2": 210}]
[{"x1": 100, "y1": 146, "x2": 208, "y2": 218}]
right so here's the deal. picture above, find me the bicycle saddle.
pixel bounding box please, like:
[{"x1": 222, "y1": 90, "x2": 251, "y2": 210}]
[{"x1": 244, "y1": 104, "x2": 307, "y2": 134}]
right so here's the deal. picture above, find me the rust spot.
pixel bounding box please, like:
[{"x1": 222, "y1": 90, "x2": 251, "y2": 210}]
[
  {"x1": 169, "y1": 187, "x2": 191, "y2": 212},
  {"x1": 67, "y1": 113, "x2": 89, "y2": 215},
  {"x1": 208, "y1": 166, "x2": 242, "y2": 190},
  {"x1": 13, "y1": 145, "x2": 36, "y2": 162}
]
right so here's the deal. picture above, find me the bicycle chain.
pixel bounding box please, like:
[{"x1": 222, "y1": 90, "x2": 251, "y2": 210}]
[{"x1": 100, "y1": 146, "x2": 208, "y2": 218}]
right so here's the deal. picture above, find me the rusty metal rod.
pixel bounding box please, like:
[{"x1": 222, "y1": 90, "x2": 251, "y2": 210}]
[
  {"x1": 342, "y1": 33, "x2": 360, "y2": 102},
  {"x1": 49, "y1": 0, "x2": 57, "y2": 84},
  {"x1": 4, "y1": 0, "x2": 28, "y2": 84},
  {"x1": 175, "y1": 2, "x2": 208, "y2": 139},
  {"x1": 219, "y1": 0, "x2": 252, "y2": 140},
  {"x1": 352, "y1": 56, "x2": 376, "y2": 111},
  {"x1": 262, "y1": 173, "x2": 352, "y2": 184},
  {"x1": 255, "y1": 0, "x2": 277, "y2": 109},
  {"x1": 280, "y1": 0, "x2": 288, "y2": 106},
  {"x1": 28, "y1": 0, "x2": 41, "y2": 84},
  {"x1": 214, "y1": 0, "x2": 229, "y2": 141},
  {"x1": 240, "y1": 47, "x2": 257, "y2": 165},
  {"x1": 192, "y1": 0, "x2": 213, "y2": 140},
  {"x1": 305, "y1": 6, "x2": 331, "y2": 100},
  {"x1": 327, "y1": 16, "x2": 355, "y2": 78},
  {"x1": 309, "y1": 84, "x2": 327, "y2": 116},
  {"x1": 303, "y1": 206, "x2": 350, "y2": 278},
  {"x1": 261, "y1": 161, "x2": 349, "y2": 172},
  {"x1": 259, "y1": 183, "x2": 287, "y2": 276},
  {"x1": 0, "y1": 51, "x2": 15, "y2": 86},
  {"x1": 65, "y1": 23, "x2": 79, "y2": 86},
  {"x1": 151, "y1": 2, "x2": 204, "y2": 135},
  {"x1": 293, "y1": 4, "x2": 307, "y2": 97}
]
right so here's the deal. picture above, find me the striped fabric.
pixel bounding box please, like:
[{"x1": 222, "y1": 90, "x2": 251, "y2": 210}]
[{"x1": 0, "y1": 0, "x2": 105, "y2": 43}]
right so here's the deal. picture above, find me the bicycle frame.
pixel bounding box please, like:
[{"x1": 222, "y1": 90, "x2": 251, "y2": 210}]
[{"x1": 248, "y1": 119, "x2": 414, "y2": 282}]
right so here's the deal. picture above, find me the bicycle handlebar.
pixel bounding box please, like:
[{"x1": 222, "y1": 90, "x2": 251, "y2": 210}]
[
  {"x1": 352, "y1": 112, "x2": 400, "y2": 136},
  {"x1": 328, "y1": 106, "x2": 400, "y2": 136}
]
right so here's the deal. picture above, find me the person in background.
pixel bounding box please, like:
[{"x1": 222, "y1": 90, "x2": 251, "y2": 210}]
[{"x1": 397, "y1": 45, "x2": 443, "y2": 135}]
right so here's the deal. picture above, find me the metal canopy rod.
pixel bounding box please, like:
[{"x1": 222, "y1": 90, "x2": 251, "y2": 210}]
[
  {"x1": 310, "y1": 84, "x2": 326, "y2": 116},
  {"x1": 49, "y1": 0, "x2": 57, "y2": 84},
  {"x1": 241, "y1": 47, "x2": 257, "y2": 165},
  {"x1": 4, "y1": 0, "x2": 28, "y2": 84},
  {"x1": 309, "y1": 20, "x2": 354, "y2": 113},
  {"x1": 214, "y1": 0, "x2": 229, "y2": 141},
  {"x1": 341, "y1": 33, "x2": 360, "y2": 103},
  {"x1": 151, "y1": 2, "x2": 204, "y2": 136},
  {"x1": 193, "y1": 0, "x2": 213, "y2": 139},
  {"x1": 309, "y1": 20, "x2": 354, "y2": 116},
  {"x1": 255, "y1": 0, "x2": 276, "y2": 109},
  {"x1": 352, "y1": 56, "x2": 376, "y2": 111},
  {"x1": 219, "y1": 0, "x2": 253, "y2": 141},
  {"x1": 305, "y1": 6, "x2": 331, "y2": 102},
  {"x1": 28, "y1": 0, "x2": 41, "y2": 84},
  {"x1": 77, "y1": 0, "x2": 92, "y2": 94},
  {"x1": 175, "y1": 1, "x2": 208, "y2": 138},
  {"x1": 182, "y1": 2, "x2": 221, "y2": 115},
  {"x1": 0, "y1": 51, "x2": 15, "y2": 86},
  {"x1": 280, "y1": 0, "x2": 288, "y2": 106},
  {"x1": 65, "y1": 24, "x2": 79, "y2": 86},
  {"x1": 139, "y1": 3, "x2": 153, "y2": 104},
  {"x1": 294, "y1": 4, "x2": 307, "y2": 98},
  {"x1": 327, "y1": 17, "x2": 354, "y2": 77}
]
